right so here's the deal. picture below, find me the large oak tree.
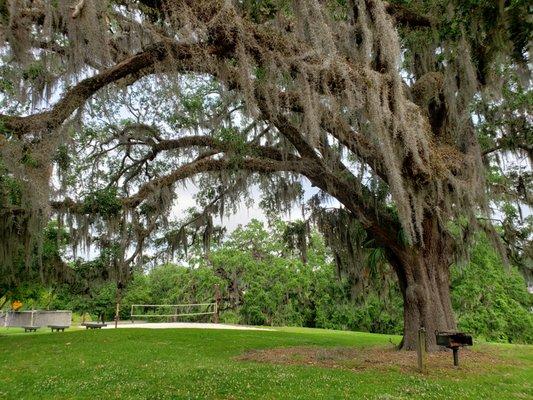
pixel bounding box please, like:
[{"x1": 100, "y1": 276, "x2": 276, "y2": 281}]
[{"x1": 0, "y1": 0, "x2": 530, "y2": 349}]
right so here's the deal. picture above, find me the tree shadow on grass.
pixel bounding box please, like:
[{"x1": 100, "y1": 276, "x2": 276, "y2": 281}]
[{"x1": 235, "y1": 345, "x2": 519, "y2": 376}]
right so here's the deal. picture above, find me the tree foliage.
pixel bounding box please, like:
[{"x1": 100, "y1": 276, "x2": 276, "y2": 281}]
[
  {"x1": 451, "y1": 235, "x2": 533, "y2": 344},
  {"x1": 19, "y1": 220, "x2": 532, "y2": 343}
]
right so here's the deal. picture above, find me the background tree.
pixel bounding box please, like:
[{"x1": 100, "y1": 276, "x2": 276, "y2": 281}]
[{"x1": 31, "y1": 219, "x2": 531, "y2": 344}]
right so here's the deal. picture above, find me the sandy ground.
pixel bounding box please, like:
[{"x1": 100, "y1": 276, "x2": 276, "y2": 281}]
[{"x1": 101, "y1": 322, "x2": 274, "y2": 331}]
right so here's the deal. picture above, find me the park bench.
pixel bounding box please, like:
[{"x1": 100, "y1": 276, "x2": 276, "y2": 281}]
[
  {"x1": 22, "y1": 326, "x2": 39, "y2": 333},
  {"x1": 81, "y1": 322, "x2": 107, "y2": 329},
  {"x1": 48, "y1": 325, "x2": 69, "y2": 332}
]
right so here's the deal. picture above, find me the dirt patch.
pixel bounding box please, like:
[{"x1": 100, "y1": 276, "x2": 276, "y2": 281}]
[{"x1": 236, "y1": 346, "x2": 515, "y2": 375}]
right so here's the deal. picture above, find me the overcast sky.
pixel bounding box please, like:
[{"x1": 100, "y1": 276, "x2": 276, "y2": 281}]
[{"x1": 171, "y1": 178, "x2": 332, "y2": 232}]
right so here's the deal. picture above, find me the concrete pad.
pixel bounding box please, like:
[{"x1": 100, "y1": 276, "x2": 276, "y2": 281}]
[{"x1": 102, "y1": 322, "x2": 274, "y2": 331}]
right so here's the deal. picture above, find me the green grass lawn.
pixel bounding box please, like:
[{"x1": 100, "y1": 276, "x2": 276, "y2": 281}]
[{"x1": 0, "y1": 326, "x2": 531, "y2": 399}]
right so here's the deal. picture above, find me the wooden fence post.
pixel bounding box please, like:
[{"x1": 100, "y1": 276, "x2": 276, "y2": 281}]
[
  {"x1": 114, "y1": 281, "x2": 123, "y2": 329},
  {"x1": 417, "y1": 327, "x2": 427, "y2": 373},
  {"x1": 213, "y1": 284, "x2": 221, "y2": 324}
]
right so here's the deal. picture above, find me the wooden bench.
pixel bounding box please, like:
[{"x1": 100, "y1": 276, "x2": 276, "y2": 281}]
[
  {"x1": 48, "y1": 325, "x2": 69, "y2": 332},
  {"x1": 81, "y1": 322, "x2": 107, "y2": 329},
  {"x1": 22, "y1": 326, "x2": 39, "y2": 333}
]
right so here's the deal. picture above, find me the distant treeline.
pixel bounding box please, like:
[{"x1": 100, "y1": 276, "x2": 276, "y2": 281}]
[{"x1": 22, "y1": 221, "x2": 533, "y2": 344}]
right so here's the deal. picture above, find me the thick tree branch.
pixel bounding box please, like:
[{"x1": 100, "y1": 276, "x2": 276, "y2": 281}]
[
  {"x1": 51, "y1": 155, "x2": 309, "y2": 212},
  {"x1": 151, "y1": 136, "x2": 300, "y2": 162},
  {"x1": 125, "y1": 156, "x2": 311, "y2": 207},
  {"x1": 260, "y1": 109, "x2": 400, "y2": 248},
  {"x1": 0, "y1": 41, "x2": 219, "y2": 136},
  {"x1": 385, "y1": 2, "x2": 433, "y2": 28},
  {"x1": 482, "y1": 140, "x2": 533, "y2": 156},
  {"x1": 1, "y1": 44, "x2": 162, "y2": 135}
]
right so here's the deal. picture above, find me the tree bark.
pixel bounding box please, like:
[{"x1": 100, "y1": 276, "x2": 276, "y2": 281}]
[{"x1": 389, "y1": 216, "x2": 457, "y2": 351}]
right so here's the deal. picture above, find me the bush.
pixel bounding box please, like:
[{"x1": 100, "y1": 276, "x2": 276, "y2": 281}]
[
  {"x1": 219, "y1": 310, "x2": 241, "y2": 324},
  {"x1": 451, "y1": 236, "x2": 533, "y2": 344}
]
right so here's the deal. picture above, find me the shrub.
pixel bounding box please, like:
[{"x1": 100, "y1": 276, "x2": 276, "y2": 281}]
[{"x1": 451, "y1": 236, "x2": 533, "y2": 344}]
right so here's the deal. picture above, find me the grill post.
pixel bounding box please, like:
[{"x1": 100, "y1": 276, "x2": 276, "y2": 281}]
[{"x1": 453, "y1": 348, "x2": 459, "y2": 367}]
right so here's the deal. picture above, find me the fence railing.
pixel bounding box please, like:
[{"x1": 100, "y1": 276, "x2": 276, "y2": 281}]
[{"x1": 130, "y1": 302, "x2": 218, "y2": 322}]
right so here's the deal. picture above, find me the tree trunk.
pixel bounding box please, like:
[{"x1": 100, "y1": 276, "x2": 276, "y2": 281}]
[{"x1": 389, "y1": 216, "x2": 457, "y2": 351}]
